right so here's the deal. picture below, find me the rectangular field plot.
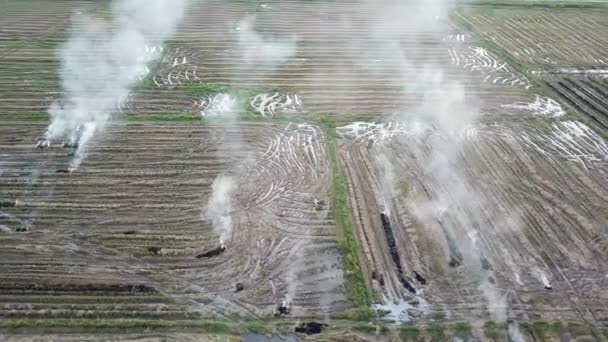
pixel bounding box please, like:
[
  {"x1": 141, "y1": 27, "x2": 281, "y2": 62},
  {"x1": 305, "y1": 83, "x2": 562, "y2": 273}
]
[
  {"x1": 543, "y1": 74, "x2": 608, "y2": 130},
  {"x1": 0, "y1": 46, "x2": 62, "y2": 115},
  {"x1": 1, "y1": 1, "x2": 548, "y2": 121},
  {"x1": 124, "y1": 1, "x2": 540, "y2": 119},
  {"x1": 456, "y1": 6, "x2": 608, "y2": 68},
  {"x1": 0, "y1": 0, "x2": 98, "y2": 40},
  {"x1": 0, "y1": 122, "x2": 347, "y2": 318},
  {"x1": 338, "y1": 117, "x2": 608, "y2": 322}
]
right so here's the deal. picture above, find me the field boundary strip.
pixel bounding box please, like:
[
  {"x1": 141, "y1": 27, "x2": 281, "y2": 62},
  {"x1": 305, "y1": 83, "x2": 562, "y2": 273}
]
[{"x1": 322, "y1": 119, "x2": 372, "y2": 310}]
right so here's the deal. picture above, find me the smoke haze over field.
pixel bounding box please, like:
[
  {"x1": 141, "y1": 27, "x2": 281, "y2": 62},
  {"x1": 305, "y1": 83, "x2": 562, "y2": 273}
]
[
  {"x1": 44, "y1": 0, "x2": 186, "y2": 170},
  {"x1": 237, "y1": 16, "x2": 297, "y2": 66},
  {"x1": 205, "y1": 175, "x2": 236, "y2": 246},
  {"x1": 359, "y1": 0, "x2": 514, "y2": 321},
  {"x1": 200, "y1": 14, "x2": 298, "y2": 246}
]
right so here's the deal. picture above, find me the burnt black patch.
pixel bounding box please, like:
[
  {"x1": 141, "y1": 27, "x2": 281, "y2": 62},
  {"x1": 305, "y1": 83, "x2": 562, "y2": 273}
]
[{"x1": 196, "y1": 245, "x2": 226, "y2": 258}]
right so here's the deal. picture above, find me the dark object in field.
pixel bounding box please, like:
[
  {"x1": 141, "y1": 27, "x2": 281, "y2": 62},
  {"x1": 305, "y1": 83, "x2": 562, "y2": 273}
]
[
  {"x1": 148, "y1": 246, "x2": 162, "y2": 255},
  {"x1": 413, "y1": 271, "x2": 427, "y2": 285},
  {"x1": 62, "y1": 141, "x2": 79, "y2": 149},
  {"x1": 62, "y1": 142, "x2": 78, "y2": 157},
  {"x1": 0, "y1": 200, "x2": 16, "y2": 208},
  {"x1": 314, "y1": 199, "x2": 325, "y2": 211},
  {"x1": 545, "y1": 283, "x2": 553, "y2": 290},
  {"x1": 123, "y1": 230, "x2": 136, "y2": 235},
  {"x1": 380, "y1": 213, "x2": 400, "y2": 269},
  {"x1": 448, "y1": 256, "x2": 461, "y2": 268},
  {"x1": 235, "y1": 283, "x2": 244, "y2": 292},
  {"x1": 438, "y1": 220, "x2": 463, "y2": 268},
  {"x1": 196, "y1": 245, "x2": 226, "y2": 258},
  {"x1": 372, "y1": 270, "x2": 385, "y2": 286},
  {"x1": 15, "y1": 226, "x2": 28, "y2": 232},
  {"x1": 295, "y1": 322, "x2": 327, "y2": 335},
  {"x1": 56, "y1": 169, "x2": 71, "y2": 174},
  {"x1": 275, "y1": 304, "x2": 290, "y2": 316},
  {"x1": 380, "y1": 212, "x2": 415, "y2": 293},
  {"x1": 480, "y1": 255, "x2": 492, "y2": 270},
  {"x1": 446, "y1": 237, "x2": 463, "y2": 268},
  {"x1": 399, "y1": 275, "x2": 417, "y2": 294}
]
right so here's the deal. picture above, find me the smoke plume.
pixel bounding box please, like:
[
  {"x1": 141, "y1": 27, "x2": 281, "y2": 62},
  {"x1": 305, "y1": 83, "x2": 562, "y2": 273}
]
[
  {"x1": 44, "y1": 0, "x2": 186, "y2": 170},
  {"x1": 205, "y1": 175, "x2": 235, "y2": 246},
  {"x1": 236, "y1": 16, "x2": 297, "y2": 69},
  {"x1": 359, "y1": 0, "x2": 514, "y2": 321},
  {"x1": 507, "y1": 322, "x2": 526, "y2": 342}
]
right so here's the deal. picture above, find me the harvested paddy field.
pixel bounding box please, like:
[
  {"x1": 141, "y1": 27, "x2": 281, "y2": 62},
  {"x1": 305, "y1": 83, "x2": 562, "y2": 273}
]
[
  {"x1": 338, "y1": 116, "x2": 608, "y2": 321},
  {"x1": 127, "y1": 0, "x2": 542, "y2": 118},
  {"x1": 0, "y1": 121, "x2": 346, "y2": 319},
  {"x1": 333, "y1": 0, "x2": 608, "y2": 336},
  {"x1": 1, "y1": 0, "x2": 608, "y2": 340},
  {"x1": 456, "y1": 6, "x2": 608, "y2": 68}
]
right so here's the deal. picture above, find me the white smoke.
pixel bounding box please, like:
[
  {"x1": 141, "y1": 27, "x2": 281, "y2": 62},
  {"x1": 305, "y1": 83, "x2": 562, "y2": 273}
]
[
  {"x1": 198, "y1": 16, "x2": 296, "y2": 248},
  {"x1": 236, "y1": 16, "x2": 297, "y2": 65},
  {"x1": 375, "y1": 151, "x2": 398, "y2": 213},
  {"x1": 479, "y1": 277, "x2": 507, "y2": 321},
  {"x1": 205, "y1": 175, "x2": 235, "y2": 246},
  {"x1": 361, "y1": 0, "x2": 515, "y2": 322},
  {"x1": 507, "y1": 322, "x2": 526, "y2": 342},
  {"x1": 532, "y1": 266, "x2": 552, "y2": 289},
  {"x1": 44, "y1": 0, "x2": 186, "y2": 170},
  {"x1": 200, "y1": 93, "x2": 238, "y2": 117}
]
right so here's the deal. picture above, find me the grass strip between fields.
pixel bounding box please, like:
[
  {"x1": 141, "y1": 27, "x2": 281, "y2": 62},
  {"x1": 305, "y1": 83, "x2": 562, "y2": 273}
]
[
  {"x1": 321, "y1": 118, "x2": 371, "y2": 309},
  {"x1": 0, "y1": 318, "x2": 255, "y2": 334},
  {"x1": 3, "y1": 317, "x2": 602, "y2": 339},
  {"x1": 0, "y1": 318, "x2": 478, "y2": 339}
]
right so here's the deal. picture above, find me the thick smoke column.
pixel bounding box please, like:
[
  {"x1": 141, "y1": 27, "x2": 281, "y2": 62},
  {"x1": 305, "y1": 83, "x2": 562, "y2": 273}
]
[
  {"x1": 205, "y1": 175, "x2": 235, "y2": 246},
  {"x1": 44, "y1": 0, "x2": 186, "y2": 170}
]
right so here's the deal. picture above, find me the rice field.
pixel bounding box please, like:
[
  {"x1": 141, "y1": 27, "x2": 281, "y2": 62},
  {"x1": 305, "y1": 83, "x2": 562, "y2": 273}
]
[{"x1": 1, "y1": 0, "x2": 608, "y2": 340}]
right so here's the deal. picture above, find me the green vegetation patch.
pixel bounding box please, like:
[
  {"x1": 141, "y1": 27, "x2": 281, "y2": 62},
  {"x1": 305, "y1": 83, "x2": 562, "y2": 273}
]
[
  {"x1": 519, "y1": 320, "x2": 552, "y2": 340},
  {"x1": 483, "y1": 321, "x2": 506, "y2": 340},
  {"x1": 322, "y1": 118, "x2": 370, "y2": 308},
  {"x1": 453, "y1": 321, "x2": 473, "y2": 339},
  {"x1": 400, "y1": 324, "x2": 421, "y2": 341},
  {"x1": 333, "y1": 307, "x2": 374, "y2": 321},
  {"x1": 184, "y1": 83, "x2": 278, "y2": 98},
  {"x1": 0, "y1": 114, "x2": 49, "y2": 122},
  {"x1": 427, "y1": 322, "x2": 446, "y2": 341},
  {"x1": 125, "y1": 113, "x2": 201, "y2": 121},
  {"x1": 0, "y1": 318, "x2": 244, "y2": 334},
  {"x1": 245, "y1": 321, "x2": 268, "y2": 334},
  {"x1": 351, "y1": 322, "x2": 377, "y2": 334}
]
